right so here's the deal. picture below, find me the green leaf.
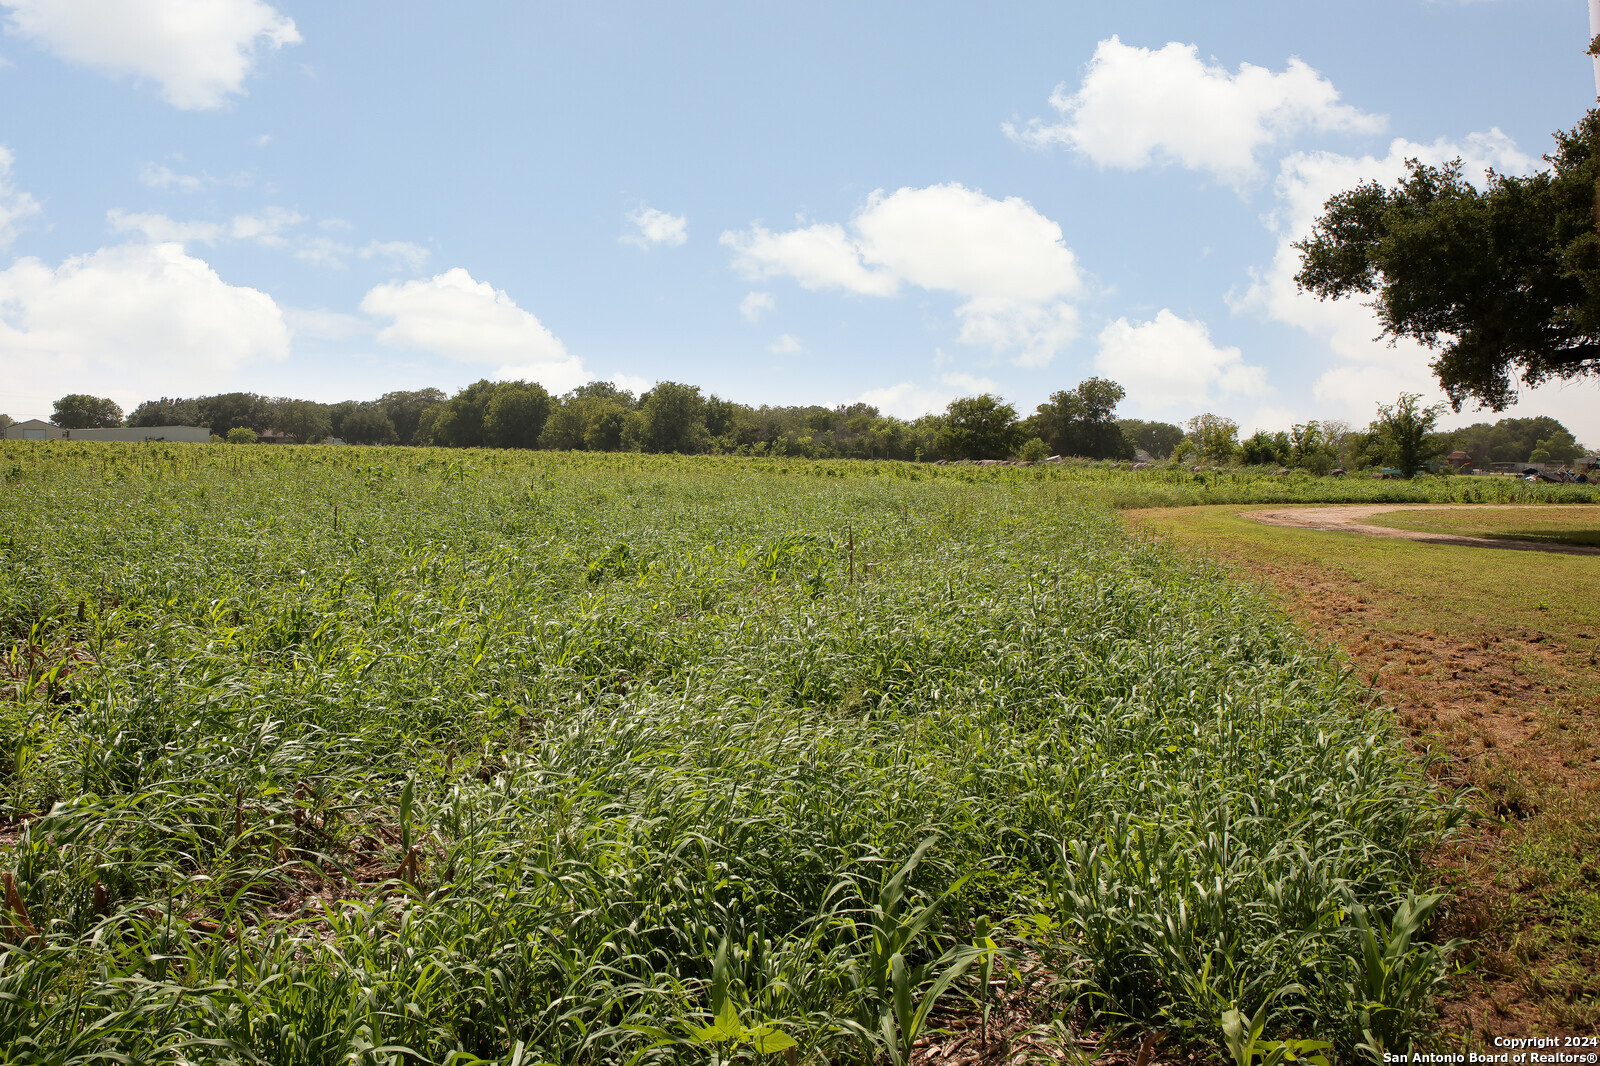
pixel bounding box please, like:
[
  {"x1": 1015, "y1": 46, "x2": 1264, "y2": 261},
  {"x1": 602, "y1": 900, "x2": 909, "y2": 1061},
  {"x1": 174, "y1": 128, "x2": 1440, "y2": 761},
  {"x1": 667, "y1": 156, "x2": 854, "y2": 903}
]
[
  {"x1": 1222, "y1": 1008, "x2": 1248, "y2": 1066},
  {"x1": 891, "y1": 952, "x2": 913, "y2": 1035},
  {"x1": 710, "y1": 936, "x2": 730, "y2": 1018},
  {"x1": 689, "y1": 1016, "x2": 740, "y2": 1045},
  {"x1": 747, "y1": 1027, "x2": 798, "y2": 1054}
]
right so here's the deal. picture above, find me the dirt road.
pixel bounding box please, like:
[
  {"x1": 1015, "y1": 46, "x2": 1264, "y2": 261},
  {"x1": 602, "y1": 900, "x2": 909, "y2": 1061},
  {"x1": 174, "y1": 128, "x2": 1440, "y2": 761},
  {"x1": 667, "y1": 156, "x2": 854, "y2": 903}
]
[{"x1": 1246, "y1": 503, "x2": 1600, "y2": 556}]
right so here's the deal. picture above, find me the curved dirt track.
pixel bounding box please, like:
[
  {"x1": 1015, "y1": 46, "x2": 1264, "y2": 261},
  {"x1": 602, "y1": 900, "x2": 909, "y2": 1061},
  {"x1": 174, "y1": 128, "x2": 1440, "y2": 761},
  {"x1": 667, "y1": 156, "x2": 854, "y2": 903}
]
[{"x1": 1245, "y1": 503, "x2": 1600, "y2": 556}]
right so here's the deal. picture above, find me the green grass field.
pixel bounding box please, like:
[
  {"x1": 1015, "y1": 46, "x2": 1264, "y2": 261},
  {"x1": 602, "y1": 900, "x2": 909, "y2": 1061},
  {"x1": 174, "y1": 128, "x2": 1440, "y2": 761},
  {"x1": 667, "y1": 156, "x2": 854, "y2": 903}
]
[
  {"x1": 2, "y1": 444, "x2": 1592, "y2": 1063},
  {"x1": 1365, "y1": 505, "x2": 1600, "y2": 548}
]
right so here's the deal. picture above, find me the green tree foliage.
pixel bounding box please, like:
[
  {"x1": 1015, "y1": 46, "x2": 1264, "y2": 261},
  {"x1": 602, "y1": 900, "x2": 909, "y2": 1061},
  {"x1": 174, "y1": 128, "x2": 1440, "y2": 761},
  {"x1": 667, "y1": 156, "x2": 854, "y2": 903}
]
[
  {"x1": 1185, "y1": 413, "x2": 1240, "y2": 463},
  {"x1": 197, "y1": 393, "x2": 271, "y2": 439},
  {"x1": 127, "y1": 393, "x2": 268, "y2": 438},
  {"x1": 742, "y1": 403, "x2": 933, "y2": 460},
  {"x1": 1341, "y1": 429, "x2": 1385, "y2": 471},
  {"x1": 1289, "y1": 421, "x2": 1339, "y2": 474},
  {"x1": 1529, "y1": 430, "x2": 1581, "y2": 465},
  {"x1": 538, "y1": 383, "x2": 640, "y2": 452},
  {"x1": 430, "y1": 380, "x2": 500, "y2": 448},
  {"x1": 341, "y1": 405, "x2": 400, "y2": 446},
  {"x1": 1031, "y1": 378, "x2": 1132, "y2": 459},
  {"x1": 52, "y1": 394, "x2": 123, "y2": 429},
  {"x1": 538, "y1": 399, "x2": 592, "y2": 451},
  {"x1": 109, "y1": 377, "x2": 1533, "y2": 479},
  {"x1": 640, "y1": 382, "x2": 708, "y2": 454},
  {"x1": 324, "y1": 400, "x2": 359, "y2": 439},
  {"x1": 270, "y1": 399, "x2": 333, "y2": 444},
  {"x1": 377, "y1": 388, "x2": 447, "y2": 446},
  {"x1": 540, "y1": 394, "x2": 634, "y2": 451},
  {"x1": 1295, "y1": 111, "x2": 1600, "y2": 410},
  {"x1": 105, "y1": 379, "x2": 967, "y2": 457},
  {"x1": 0, "y1": 414, "x2": 13, "y2": 432},
  {"x1": 1018, "y1": 437, "x2": 1050, "y2": 462},
  {"x1": 483, "y1": 381, "x2": 553, "y2": 449},
  {"x1": 127, "y1": 397, "x2": 204, "y2": 427},
  {"x1": 1240, "y1": 430, "x2": 1291, "y2": 466},
  {"x1": 703, "y1": 395, "x2": 760, "y2": 451},
  {"x1": 225, "y1": 426, "x2": 257, "y2": 444},
  {"x1": 1117, "y1": 418, "x2": 1185, "y2": 460},
  {"x1": 570, "y1": 381, "x2": 633, "y2": 404},
  {"x1": 1371, "y1": 393, "x2": 1446, "y2": 476},
  {"x1": 414, "y1": 406, "x2": 442, "y2": 446},
  {"x1": 1445, "y1": 415, "x2": 1579, "y2": 467},
  {"x1": 936, "y1": 394, "x2": 1020, "y2": 460}
]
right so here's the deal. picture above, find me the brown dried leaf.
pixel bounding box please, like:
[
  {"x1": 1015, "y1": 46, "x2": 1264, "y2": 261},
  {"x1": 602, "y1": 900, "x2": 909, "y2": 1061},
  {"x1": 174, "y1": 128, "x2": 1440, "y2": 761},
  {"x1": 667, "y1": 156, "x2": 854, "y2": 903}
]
[{"x1": 2, "y1": 871, "x2": 40, "y2": 947}]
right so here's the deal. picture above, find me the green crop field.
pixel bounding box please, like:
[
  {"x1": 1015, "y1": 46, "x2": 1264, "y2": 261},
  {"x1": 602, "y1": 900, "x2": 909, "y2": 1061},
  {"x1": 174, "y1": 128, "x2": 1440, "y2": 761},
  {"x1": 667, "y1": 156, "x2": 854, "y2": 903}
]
[{"x1": 1, "y1": 443, "x2": 1594, "y2": 1064}]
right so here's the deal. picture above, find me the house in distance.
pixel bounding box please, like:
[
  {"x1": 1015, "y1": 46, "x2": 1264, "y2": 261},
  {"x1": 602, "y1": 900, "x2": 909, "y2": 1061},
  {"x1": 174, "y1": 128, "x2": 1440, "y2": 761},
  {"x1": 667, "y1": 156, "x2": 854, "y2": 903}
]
[{"x1": 2, "y1": 419, "x2": 210, "y2": 443}]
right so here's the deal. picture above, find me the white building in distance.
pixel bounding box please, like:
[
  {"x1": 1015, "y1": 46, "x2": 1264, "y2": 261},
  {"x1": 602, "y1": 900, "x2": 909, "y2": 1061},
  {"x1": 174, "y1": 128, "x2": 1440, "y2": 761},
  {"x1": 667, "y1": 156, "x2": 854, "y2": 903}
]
[{"x1": 3, "y1": 420, "x2": 210, "y2": 443}]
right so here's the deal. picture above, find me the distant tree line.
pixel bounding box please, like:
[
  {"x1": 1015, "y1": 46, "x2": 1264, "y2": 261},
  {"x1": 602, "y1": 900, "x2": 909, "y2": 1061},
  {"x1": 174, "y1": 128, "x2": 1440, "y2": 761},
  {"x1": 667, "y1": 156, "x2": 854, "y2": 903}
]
[
  {"x1": 55, "y1": 377, "x2": 1166, "y2": 463},
  {"x1": 32, "y1": 379, "x2": 1588, "y2": 474},
  {"x1": 1183, "y1": 403, "x2": 1587, "y2": 476}
]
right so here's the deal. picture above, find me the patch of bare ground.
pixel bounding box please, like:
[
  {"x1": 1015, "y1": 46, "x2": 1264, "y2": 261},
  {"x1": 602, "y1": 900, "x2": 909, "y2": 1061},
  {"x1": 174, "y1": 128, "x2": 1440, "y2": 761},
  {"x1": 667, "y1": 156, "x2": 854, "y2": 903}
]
[
  {"x1": 1247, "y1": 504, "x2": 1600, "y2": 556},
  {"x1": 0, "y1": 813, "x2": 40, "y2": 852}
]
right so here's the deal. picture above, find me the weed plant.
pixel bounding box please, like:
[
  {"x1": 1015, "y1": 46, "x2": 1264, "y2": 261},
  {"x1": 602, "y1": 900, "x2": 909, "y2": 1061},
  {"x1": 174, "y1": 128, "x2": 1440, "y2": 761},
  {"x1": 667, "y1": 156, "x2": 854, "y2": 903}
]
[{"x1": 0, "y1": 444, "x2": 1483, "y2": 1063}]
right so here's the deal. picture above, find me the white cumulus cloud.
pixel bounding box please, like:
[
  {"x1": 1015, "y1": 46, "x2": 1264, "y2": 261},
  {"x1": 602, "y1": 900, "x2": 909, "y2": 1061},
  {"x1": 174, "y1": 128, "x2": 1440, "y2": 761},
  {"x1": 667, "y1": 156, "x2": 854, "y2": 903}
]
[
  {"x1": 610, "y1": 373, "x2": 650, "y2": 397},
  {"x1": 0, "y1": 241, "x2": 289, "y2": 414},
  {"x1": 623, "y1": 206, "x2": 687, "y2": 248},
  {"x1": 108, "y1": 205, "x2": 306, "y2": 247},
  {"x1": 360, "y1": 267, "x2": 589, "y2": 392},
  {"x1": 282, "y1": 306, "x2": 366, "y2": 342},
  {"x1": 107, "y1": 209, "x2": 224, "y2": 244},
  {"x1": 1007, "y1": 36, "x2": 1383, "y2": 186},
  {"x1": 228, "y1": 205, "x2": 303, "y2": 246},
  {"x1": 108, "y1": 208, "x2": 424, "y2": 274},
  {"x1": 359, "y1": 240, "x2": 430, "y2": 272},
  {"x1": 138, "y1": 162, "x2": 205, "y2": 193},
  {"x1": 0, "y1": 146, "x2": 42, "y2": 248},
  {"x1": 857, "y1": 372, "x2": 1002, "y2": 420},
  {"x1": 1095, "y1": 310, "x2": 1269, "y2": 414},
  {"x1": 1, "y1": 0, "x2": 301, "y2": 109},
  {"x1": 769, "y1": 333, "x2": 803, "y2": 354},
  {"x1": 739, "y1": 291, "x2": 774, "y2": 323},
  {"x1": 723, "y1": 184, "x2": 1083, "y2": 366},
  {"x1": 138, "y1": 162, "x2": 251, "y2": 192},
  {"x1": 290, "y1": 237, "x2": 428, "y2": 271},
  {"x1": 294, "y1": 236, "x2": 352, "y2": 269},
  {"x1": 722, "y1": 220, "x2": 896, "y2": 296}
]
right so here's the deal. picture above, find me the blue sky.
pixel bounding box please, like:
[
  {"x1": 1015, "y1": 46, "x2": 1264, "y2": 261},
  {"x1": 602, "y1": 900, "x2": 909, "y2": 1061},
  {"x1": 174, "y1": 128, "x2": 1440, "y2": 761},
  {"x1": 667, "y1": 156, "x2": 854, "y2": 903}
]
[{"x1": 1, "y1": 0, "x2": 1596, "y2": 444}]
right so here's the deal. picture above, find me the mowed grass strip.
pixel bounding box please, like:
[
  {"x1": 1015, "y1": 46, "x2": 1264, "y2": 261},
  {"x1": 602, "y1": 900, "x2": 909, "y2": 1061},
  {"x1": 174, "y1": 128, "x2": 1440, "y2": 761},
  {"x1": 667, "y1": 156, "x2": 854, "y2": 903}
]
[
  {"x1": 1365, "y1": 505, "x2": 1600, "y2": 548},
  {"x1": 1128, "y1": 504, "x2": 1600, "y2": 1041},
  {"x1": 0, "y1": 445, "x2": 1475, "y2": 1063}
]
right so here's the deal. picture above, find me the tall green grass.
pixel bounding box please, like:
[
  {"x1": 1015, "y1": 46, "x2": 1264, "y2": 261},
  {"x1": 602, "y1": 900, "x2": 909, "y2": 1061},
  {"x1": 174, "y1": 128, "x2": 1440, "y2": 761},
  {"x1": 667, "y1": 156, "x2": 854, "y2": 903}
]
[{"x1": 0, "y1": 444, "x2": 1473, "y2": 1062}]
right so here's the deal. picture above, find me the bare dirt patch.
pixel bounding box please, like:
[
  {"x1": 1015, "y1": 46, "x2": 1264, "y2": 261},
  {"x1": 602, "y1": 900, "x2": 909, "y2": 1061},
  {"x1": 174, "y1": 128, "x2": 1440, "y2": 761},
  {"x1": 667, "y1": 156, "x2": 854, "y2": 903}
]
[{"x1": 1248, "y1": 504, "x2": 1600, "y2": 556}]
